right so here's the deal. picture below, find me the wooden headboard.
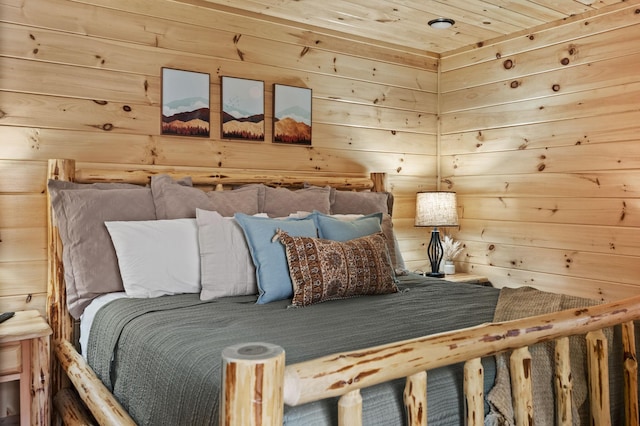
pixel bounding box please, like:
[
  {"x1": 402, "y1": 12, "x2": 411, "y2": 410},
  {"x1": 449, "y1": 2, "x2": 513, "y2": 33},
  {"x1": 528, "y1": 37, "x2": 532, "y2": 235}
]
[{"x1": 45, "y1": 158, "x2": 387, "y2": 403}]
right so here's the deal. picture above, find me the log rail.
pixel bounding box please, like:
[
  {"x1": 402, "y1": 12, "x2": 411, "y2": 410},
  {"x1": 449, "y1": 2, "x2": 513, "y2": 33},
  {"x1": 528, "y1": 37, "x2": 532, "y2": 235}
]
[{"x1": 222, "y1": 295, "x2": 640, "y2": 426}]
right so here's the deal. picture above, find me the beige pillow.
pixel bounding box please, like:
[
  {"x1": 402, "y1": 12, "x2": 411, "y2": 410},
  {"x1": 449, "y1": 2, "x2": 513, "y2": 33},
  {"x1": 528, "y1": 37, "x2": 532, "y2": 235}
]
[
  {"x1": 195, "y1": 209, "x2": 259, "y2": 300},
  {"x1": 277, "y1": 230, "x2": 398, "y2": 307}
]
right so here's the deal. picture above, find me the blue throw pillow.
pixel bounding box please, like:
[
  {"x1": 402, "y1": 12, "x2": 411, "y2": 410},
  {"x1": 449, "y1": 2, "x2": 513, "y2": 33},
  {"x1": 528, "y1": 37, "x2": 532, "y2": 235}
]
[
  {"x1": 312, "y1": 211, "x2": 383, "y2": 241},
  {"x1": 234, "y1": 213, "x2": 318, "y2": 304}
]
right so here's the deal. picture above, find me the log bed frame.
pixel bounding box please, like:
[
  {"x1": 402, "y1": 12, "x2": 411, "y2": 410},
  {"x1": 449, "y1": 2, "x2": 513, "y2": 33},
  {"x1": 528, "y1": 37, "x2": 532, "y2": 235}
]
[{"x1": 46, "y1": 158, "x2": 640, "y2": 426}]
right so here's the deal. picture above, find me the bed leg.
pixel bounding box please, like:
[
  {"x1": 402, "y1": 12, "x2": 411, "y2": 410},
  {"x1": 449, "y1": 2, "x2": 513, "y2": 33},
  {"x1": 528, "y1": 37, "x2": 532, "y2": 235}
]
[{"x1": 220, "y1": 342, "x2": 285, "y2": 426}]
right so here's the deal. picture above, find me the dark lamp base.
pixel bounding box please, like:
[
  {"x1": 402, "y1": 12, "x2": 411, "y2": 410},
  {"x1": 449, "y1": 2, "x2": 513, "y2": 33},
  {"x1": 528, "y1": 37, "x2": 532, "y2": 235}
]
[{"x1": 425, "y1": 272, "x2": 444, "y2": 278}]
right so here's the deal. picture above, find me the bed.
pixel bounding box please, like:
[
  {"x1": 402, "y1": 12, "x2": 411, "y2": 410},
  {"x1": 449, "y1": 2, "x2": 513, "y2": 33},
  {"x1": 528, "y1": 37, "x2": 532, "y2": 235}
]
[{"x1": 45, "y1": 158, "x2": 640, "y2": 426}]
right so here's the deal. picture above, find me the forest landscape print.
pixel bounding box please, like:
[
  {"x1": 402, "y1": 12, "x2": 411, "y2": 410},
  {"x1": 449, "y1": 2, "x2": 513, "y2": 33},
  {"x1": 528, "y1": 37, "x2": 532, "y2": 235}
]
[
  {"x1": 221, "y1": 77, "x2": 265, "y2": 141},
  {"x1": 161, "y1": 68, "x2": 210, "y2": 137},
  {"x1": 273, "y1": 84, "x2": 312, "y2": 145}
]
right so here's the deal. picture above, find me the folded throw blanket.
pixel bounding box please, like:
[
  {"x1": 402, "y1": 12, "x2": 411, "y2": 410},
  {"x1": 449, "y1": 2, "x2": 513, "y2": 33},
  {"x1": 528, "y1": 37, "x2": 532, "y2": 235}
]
[{"x1": 485, "y1": 286, "x2": 609, "y2": 426}]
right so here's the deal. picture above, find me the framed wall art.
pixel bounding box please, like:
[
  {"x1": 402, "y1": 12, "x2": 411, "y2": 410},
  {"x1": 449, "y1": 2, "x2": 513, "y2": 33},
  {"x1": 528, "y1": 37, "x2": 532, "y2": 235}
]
[
  {"x1": 273, "y1": 84, "x2": 312, "y2": 145},
  {"x1": 161, "y1": 68, "x2": 210, "y2": 137},
  {"x1": 221, "y1": 76, "x2": 265, "y2": 141}
]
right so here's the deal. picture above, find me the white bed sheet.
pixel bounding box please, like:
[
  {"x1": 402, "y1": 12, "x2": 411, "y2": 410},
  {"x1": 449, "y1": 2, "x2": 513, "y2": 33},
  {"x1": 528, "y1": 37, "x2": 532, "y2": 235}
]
[{"x1": 79, "y1": 292, "x2": 128, "y2": 359}]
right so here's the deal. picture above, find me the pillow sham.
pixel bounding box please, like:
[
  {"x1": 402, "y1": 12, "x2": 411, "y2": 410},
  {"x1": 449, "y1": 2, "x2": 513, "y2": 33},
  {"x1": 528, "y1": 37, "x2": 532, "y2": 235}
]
[
  {"x1": 330, "y1": 189, "x2": 392, "y2": 215},
  {"x1": 151, "y1": 174, "x2": 260, "y2": 219},
  {"x1": 262, "y1": 186, "x2": 331, "y2": 217},
  {"x1": 234, "y1": 213, "x2": 318, "y2": 304},
  {"x1": 277, "y1": 230, "x2": 398, "y2": 307},
  {"x1": 49, "y1": 186, "x2": 157, "y2": 318},
  {"x1": 195, "y1": 209, "x2": 260, "y2": 300},
  {"x1": 105, "y1": 219, "x2": 201, "y2": 298},
  {"x1": 313, "y1": 211, "x2": 383, "y2": 241}
]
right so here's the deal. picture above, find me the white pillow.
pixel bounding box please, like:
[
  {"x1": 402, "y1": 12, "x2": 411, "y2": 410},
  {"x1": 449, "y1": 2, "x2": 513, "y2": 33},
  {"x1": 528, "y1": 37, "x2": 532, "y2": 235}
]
[
  {"x1": 105, "y1": 219, "x2": 201, "y2": 298},
  {"x1": 195, "y1": 209, "x2": 264, "y2": 300}
]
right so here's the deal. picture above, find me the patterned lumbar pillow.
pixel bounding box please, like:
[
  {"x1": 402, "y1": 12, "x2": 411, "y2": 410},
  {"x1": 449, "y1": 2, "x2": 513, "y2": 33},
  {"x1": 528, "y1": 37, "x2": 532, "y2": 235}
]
[{"x1": 276, "y1": 230, "x2": 398, "y2": 307}]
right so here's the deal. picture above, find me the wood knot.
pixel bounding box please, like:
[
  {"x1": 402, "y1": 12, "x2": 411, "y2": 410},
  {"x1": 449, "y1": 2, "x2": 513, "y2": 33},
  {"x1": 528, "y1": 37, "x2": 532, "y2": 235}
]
[
  {"x1": 495, "y1": 52, "x2": 501, "y2": 59},
  {"x1": 102, "y1": 123, "x2": 114, "y2": 131},
  {"x1": 561, "y1": 58, "x2": 570, "y2": 66},
  {"x1": 510, "y1": 81, "x2": 519, "y2": 89},
  {"x1": 635, "y1": 9, "x2": 640, "y2": 14},
  {"x1": 503, "y1": 59, "x2": 514, "y2": 69},
  {"x1": 528, "y1": 35, "x2": 534, "y2": 40},
  {"x1": 123, "y1": 105, "x2": 132, "y2": 112},
  {"x1": 552, "y1": 84, "x2": 560, "y2": 92}
]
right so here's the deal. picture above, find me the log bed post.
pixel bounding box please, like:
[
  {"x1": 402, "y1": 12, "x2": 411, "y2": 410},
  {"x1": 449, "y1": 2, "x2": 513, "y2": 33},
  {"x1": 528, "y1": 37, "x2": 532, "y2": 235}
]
[
  {"x1": 46, "y1": 159, "x2": 76, "y2": 397},
  {"x1": 220, "y1": 342, "x2": 285, "y2": 426}
]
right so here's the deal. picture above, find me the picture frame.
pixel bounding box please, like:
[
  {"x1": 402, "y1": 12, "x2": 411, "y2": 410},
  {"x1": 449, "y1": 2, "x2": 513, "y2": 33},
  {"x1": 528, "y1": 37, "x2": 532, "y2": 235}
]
[
  {"x1": 220, "y1": 76, "x2": 265, "y2": 141},
  {"x1": 161, "y1": 68, "x2": 210, "y2": 137},
  {"x1": 273, "y1": 84, "x2": 312, "y2": 145}
]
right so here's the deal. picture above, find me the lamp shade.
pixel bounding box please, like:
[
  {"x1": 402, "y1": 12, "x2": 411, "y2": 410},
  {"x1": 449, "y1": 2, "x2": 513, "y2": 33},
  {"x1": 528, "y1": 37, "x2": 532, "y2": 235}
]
[{"x1": 414, "y1": 191, "x2": 458, "y2": 227}]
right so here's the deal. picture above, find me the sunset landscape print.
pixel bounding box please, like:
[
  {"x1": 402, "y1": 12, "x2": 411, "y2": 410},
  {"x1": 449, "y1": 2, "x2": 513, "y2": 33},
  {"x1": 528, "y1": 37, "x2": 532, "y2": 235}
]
[
  {"x1": 221, "y1": 77, "x2": 265, "y2": 141},
  {"x1": 273, "y1": 84, "x2": 311, "y2": 145},
  {"x1": 161, "y1": 68, "x2": 210, "y2": 137}
]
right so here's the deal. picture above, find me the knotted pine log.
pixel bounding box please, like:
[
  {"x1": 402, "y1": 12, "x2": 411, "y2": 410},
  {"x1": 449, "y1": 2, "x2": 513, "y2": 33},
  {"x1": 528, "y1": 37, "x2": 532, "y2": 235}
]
[
  {"x1": 554, "y1": 337, "x2": 573, "y2": 426},
  {"x1": 404, "y1": 371, "x2": 427, "y2": 426},
  {"x1": 464, "y1": 358, "x2": 484, "y2": 426},
  {"x1": 220, "y1": 343, "x2": 285, "y2": 426},
  {"x1": 586, "y1": 330, "x2": 610, "y2": 425}
]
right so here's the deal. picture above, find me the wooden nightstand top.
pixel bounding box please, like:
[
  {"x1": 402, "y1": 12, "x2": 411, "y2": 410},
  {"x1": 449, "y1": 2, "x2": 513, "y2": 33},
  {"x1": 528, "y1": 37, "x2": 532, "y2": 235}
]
[
  {"x1": 439, "y1": 273, "x2": 490, "y2": 285},
  {"x1": 0, "y1": 310, "x2": 52, "y2": 344}
]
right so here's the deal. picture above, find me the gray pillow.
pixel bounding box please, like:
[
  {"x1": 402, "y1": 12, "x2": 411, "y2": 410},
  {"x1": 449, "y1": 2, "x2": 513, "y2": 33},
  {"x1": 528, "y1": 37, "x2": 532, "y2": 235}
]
[
  {"x1": 151, "y1": 175, "x2": 260, "y2": 219},
  {"x1": 50, "y1": 186, "x2": 156, "y2": 318},
  {"x1": 263, "y1": 186, "x2": 331, "y2": 217},
  {"x1": 330, "y1": 189, "x2": 393, "y2": 215}
]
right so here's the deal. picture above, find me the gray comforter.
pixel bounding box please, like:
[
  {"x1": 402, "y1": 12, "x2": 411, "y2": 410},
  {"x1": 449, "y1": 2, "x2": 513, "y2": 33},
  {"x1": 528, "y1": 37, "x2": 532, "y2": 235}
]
[{"x1": 87, "y1": 274, "x2": 500, "y2": 425}]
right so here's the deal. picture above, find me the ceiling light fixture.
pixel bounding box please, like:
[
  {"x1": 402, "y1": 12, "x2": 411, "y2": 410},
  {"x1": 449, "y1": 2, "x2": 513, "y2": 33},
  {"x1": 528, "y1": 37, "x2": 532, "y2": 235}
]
[{"x1": 428, "y1": 18, "x2": 455, "y2": 29}]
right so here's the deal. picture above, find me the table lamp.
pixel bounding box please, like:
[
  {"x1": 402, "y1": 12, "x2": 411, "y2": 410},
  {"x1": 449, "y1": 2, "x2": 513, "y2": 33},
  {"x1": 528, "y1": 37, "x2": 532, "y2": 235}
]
[{"x1": 414, "y1": 191, "x2": 459, "y2": 277}]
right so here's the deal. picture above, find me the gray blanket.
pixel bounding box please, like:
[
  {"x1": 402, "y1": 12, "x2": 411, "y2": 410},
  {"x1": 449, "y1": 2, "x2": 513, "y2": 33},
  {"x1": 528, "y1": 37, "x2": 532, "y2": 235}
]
[
  {"x1": 87, "y1": 275, "x2": 500, "y2": 425},
  {"x1": 485, "y1": 287, "x2": 625, "y2": 426}
]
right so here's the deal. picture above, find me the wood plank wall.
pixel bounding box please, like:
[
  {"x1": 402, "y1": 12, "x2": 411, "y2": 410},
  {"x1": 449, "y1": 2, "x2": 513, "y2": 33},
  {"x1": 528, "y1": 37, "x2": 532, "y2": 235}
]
[
  {"x1": 0, "y1": 0, "x2": 437, "y2": 417},
  {"x1": 440, "y1": 2, "x2": 640, "y2": 302},
  {"x1": 0, "y1": 0, "x2": 439, "y2": 314}
]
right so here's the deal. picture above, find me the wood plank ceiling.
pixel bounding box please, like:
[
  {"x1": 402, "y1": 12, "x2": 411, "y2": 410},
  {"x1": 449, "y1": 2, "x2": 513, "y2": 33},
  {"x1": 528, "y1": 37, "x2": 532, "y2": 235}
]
[{"x1": 183, "y1": 0, "x2": 626, "y2": 54}]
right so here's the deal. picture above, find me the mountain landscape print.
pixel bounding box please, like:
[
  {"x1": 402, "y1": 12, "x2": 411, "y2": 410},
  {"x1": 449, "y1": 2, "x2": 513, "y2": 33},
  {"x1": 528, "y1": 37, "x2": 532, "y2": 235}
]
[
  {"x1": 221, "y1": 76, "x2": 265, "y2": 141},
  {"x1": 273, "y1": 84, "x2": 312, "y2": 145},
  {"x1": 162, "y1": 68, "x2": 210, "y2": 137}
]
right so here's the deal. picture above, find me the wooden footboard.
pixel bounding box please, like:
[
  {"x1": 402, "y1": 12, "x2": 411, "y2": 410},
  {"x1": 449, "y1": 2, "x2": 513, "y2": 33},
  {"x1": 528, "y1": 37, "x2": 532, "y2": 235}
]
[{"x1": 221, "y1": 296, "x2": 640, "y2": 426}]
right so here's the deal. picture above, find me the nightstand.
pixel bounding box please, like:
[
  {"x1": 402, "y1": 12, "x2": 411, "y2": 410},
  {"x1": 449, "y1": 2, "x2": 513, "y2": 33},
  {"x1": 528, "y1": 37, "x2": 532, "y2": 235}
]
[
  {"x1": 440, "y1": 273, "x2": 491, "y2": 287},
  {"x1": 0, "y1": 310, "x2": 52, "y2": 426}
]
